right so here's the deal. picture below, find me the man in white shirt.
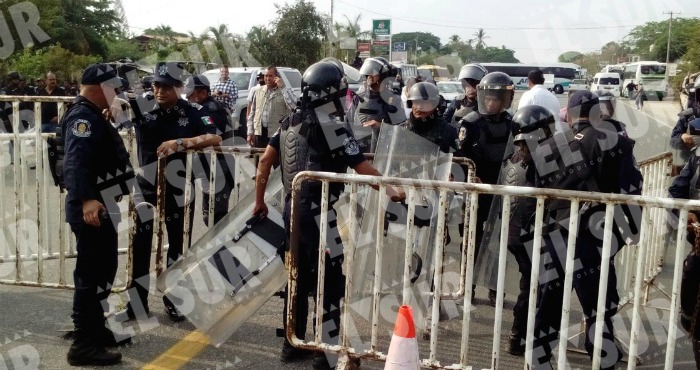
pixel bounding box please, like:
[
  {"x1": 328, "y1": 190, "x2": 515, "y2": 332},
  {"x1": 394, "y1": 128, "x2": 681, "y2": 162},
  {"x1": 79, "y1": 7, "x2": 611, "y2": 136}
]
[{"x1": 517, "y1": 69, "x2": 561, "y2": 129}]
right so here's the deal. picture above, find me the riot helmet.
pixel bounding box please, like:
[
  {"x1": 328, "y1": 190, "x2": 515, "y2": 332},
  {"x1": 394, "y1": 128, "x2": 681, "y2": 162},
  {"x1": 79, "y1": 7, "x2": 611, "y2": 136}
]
[
  {"x1": 477, "y1": 72, "x2": 514, "y2": 115},
  {"x1": 406, "y1": 82, "x2": 440, "y2": 119},
  {"x1": 301, "y1": 61, "x2": 348, "y2": 117},
  {"x1": 458, "y1": 63, "x2": 487, "y2": 87},
  {"x1": 359, "y1": 57, "x2": 398, "y2": 90},
  {"x1": 511, "y1": 105, "x2": 555, "y2": 143}
]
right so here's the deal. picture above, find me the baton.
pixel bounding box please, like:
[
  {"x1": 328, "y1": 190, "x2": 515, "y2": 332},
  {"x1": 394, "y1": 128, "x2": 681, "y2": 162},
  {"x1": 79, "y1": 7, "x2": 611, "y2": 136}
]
[{"x1": 232, "y1": 214, "x2": 267, "y2": 242}]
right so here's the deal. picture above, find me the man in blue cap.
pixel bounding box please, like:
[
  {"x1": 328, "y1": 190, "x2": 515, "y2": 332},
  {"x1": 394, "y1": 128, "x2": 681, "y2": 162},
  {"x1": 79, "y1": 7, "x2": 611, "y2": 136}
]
[
  {"x1": 185, "y1": 74, "x2": 235, "y2": 225},
  {"x1": 528, "y1": 90, "x2": 642, "y2": 370},
  {"x1": 63, "y1": 63, "x2": 135, "y2": 366},
  {"x1": 121, "y1": 62, "x2": 221, "y2": 322}
]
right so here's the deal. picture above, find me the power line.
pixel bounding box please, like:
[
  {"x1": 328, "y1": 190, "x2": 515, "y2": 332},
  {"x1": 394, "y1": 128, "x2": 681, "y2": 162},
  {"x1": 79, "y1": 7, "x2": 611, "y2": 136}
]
[{"x1": 334, "y1": 0, "x2": 639, "y2": 31}]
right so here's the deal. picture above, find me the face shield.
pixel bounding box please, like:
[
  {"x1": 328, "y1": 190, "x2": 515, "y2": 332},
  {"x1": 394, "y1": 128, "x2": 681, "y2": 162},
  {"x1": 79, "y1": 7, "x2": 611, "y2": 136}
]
[{"x1": 477, "y1": 87, "x2": 513, "y2": 115}]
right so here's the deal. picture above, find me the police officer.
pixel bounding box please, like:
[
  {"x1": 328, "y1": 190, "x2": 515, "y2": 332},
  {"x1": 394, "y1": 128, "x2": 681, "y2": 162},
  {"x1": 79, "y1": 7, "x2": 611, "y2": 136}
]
[
  {"x1": 120, "y1": 62, "x2": 221, "y2": 322},
  {"x1": 500, "y1": 105, "x2": 555, "y2": 356},
  {"x1": 63, "y1": 64, "x2": 134, "y2": 366},
  {"x1": 594, "y1": 89, "x2": 629, "y2": 137},
  {"x1": 668, "y1": 118, "x2": 700, "y2": 365},
  {"x1": 529, "y1": 90, "x2": 641, "y2": 370},
  {"x1": 671, "y1": 77, "x2": 700, "y2": 175},
  {"x1": 253, "y1": 60, "x2": 403, "y2": 370},
  {"x1": 401, "y1": 81, "x2": 460, "y2": 153},
  {"x1": 458, "y1": 71, "x2": 514, "y2": 305},
  {"x1": 350, "y1": 57, "x2": 406, "y2": 152},
  {"x1": 443, "y1": 63, "x2": 487, "y2": 125},
  {"x1": 185, "y1": 74, "x2": 235, "y2": 226}
]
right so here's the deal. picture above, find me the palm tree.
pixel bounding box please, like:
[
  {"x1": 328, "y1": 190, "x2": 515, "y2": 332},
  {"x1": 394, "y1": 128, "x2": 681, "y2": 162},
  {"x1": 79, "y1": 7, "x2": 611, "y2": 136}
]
[
  {"x1": 473, "y1": 28, "x2": 489, "y2": 50},
  {"x1": 449, "y1": 34, "x2": 461, "y2": 44},
  {"x1": 202, "y1": 24, "x2": 237, "y2": 65},
  {"x1": 338, "y1": 14, "x2": 371, "y2": 40}
]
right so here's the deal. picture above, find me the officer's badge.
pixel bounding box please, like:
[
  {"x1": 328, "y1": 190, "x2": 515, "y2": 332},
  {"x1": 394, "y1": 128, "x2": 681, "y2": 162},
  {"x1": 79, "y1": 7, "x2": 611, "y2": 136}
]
[
  {"x1": 178, "y1": 117, "x2": 189, "y2": 127},
  {"x1": 458, "y1": 127, "x2": 467, "y2": 142},
  {"x1": 158, "y1": 65, "x2": 168, "y2": 76},
  {"x1": 344, "y1": 137, "x2": 360, "y2": 156},
  {"x1": 201, "y1": 116, "x2": 214, "y2": 126},
  {"x1": 72, "y1": 119, "x2": 91, "y2": 138}
]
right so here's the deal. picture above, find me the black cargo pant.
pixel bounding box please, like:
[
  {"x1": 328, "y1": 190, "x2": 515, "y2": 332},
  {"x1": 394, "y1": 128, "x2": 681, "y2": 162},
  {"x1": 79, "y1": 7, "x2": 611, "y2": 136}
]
[
  {"x1": 70, "y1": 221, "x2": 118, "y2": 332},
  {"x1": 281, "y1": 197, "x2": 345, "y2": 347}
]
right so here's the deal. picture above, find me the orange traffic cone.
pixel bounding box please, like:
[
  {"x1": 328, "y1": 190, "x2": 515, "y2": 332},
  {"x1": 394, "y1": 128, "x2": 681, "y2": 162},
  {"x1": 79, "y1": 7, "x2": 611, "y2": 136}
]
[{"x1": 384, "y1": 305, "x2": 420, "y2": 370}]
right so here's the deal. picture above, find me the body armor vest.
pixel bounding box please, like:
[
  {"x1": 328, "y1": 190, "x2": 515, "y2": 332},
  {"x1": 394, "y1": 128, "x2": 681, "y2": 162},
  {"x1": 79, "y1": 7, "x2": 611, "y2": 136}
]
[{"x1": 502, "y1": 152, "x2": 536, "y2": 245}]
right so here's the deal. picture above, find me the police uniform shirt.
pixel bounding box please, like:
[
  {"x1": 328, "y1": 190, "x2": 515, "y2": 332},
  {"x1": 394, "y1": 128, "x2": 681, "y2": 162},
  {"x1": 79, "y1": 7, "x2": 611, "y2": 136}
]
[
  {"x1": 400, "y1": 114, "x2": 460, "y2": 154},
  {"x1": 200, "y1": 96, "x2": 233, "y2": 145},
  {"x1": 135, "y1": 99, "x2": 217, "y2": 193},
  {"x1": 670, "y1": 150, "x2": 700, "y2": 199},
  {"x1": 458, "y1": 111, "x2": 513, "y2": 185},
  {"x1": 63, "y1": 96, "x2": 132, "y2": 223}
]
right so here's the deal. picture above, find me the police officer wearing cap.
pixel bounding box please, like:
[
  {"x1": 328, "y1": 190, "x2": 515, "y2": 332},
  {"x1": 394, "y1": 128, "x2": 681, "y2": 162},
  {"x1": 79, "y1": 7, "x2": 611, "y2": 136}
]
[
  {"x1": 185, "y1": 74, "x2": 235, "y2": 225},
  {"x1": 443, "y1": 63, "x2": 487, "y2": 125},
  {"x1": 63, "y1": 63, "x2": 135, "y2": 366},
  {"x1": 253, "y1": 60, "x2": 403, "y2": 369},
  {"x1": 458, "y1": 71, "x2": 515, "y2": 305},
  {"x1": 400, "y1": 81, "x2": 460, "y2": 153},
  {"x1": 529, "y1": 90, "x2": 642, "y2": 370},
  {"x1": 671, "y1": 77, "x2": 700, "y2": 175},
  {"x1": 121, "y1": 62, "x2": 221, "y2": 322},
  {"x1": 350, "y1": 57, "x2": 406, "y2": 152}
]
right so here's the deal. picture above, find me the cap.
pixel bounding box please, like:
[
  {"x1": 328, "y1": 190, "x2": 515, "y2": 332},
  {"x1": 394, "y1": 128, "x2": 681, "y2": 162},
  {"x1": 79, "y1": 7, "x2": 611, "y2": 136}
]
[
  {"x1": 567, "y1": 90, "x2": 599, "y2": 110},
  {"x1": 184, "y1": 74, "x2": 211, "y2": 96},
  {"x1": 80, "y1": 64, "x2": 124, "y2": 86},
  {"x1": 152, "y1": 62, "x2": 188, "y2": 86}
]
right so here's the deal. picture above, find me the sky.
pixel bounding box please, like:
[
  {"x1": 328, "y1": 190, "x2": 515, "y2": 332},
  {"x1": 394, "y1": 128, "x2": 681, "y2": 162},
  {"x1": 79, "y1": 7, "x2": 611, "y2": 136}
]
[{"x1": 120, "y1": 0, "x2": 699, "y2": 64}]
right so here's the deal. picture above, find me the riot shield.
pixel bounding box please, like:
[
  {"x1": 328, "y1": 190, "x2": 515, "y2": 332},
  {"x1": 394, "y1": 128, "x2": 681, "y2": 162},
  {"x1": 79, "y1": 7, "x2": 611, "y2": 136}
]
[
  {"x1": 473, "y1": 136, "x2": 537, "y2": 296},
  {"x1": 346, "y1": 124, "x2": 453, "y2": 331},
  {"x1": 156, "y1": 171, "x2": 286, "y2": 347}
]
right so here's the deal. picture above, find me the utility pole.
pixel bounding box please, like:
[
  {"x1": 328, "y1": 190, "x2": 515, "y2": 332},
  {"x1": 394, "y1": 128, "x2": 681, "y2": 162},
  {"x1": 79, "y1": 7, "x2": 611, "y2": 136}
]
[
  {"x1": 663, "y1": 11, "x2": 679, "y2": 84},
  {"x1": 329, "y1": 0, "x2": 334, "y2": 57}
]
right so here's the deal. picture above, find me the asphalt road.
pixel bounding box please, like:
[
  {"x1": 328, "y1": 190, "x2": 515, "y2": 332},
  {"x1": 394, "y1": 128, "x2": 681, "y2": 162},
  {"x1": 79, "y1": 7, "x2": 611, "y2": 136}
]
[{"x1": 0, "y1": 92, "x2": 695, "y2": 370}]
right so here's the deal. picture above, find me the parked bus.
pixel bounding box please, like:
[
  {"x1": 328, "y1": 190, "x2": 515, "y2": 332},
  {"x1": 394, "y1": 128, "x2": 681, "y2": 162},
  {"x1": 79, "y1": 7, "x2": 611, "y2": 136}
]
[
  {"x1": 417, "y1": 65, "x2": 450, "y2": 81},
  {"x1": 601, "y1": 63, "x2": 625, "y2": 78},
  {"x1": 390, "y1": 62, "x2": 418, "y2": 80},
  {"x1": 479, "y1": 62, "x2": 582, "y2": 94},
  {"x1": 621, "y1": 61, "x2": 668, "y2": 99}
]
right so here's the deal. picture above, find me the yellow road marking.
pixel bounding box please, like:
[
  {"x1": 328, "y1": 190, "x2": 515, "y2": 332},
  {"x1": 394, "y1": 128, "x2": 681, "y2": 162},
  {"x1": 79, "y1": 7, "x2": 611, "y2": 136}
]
[{"x1": 141, "y1": 331, "x2": 210, "y2": 370}]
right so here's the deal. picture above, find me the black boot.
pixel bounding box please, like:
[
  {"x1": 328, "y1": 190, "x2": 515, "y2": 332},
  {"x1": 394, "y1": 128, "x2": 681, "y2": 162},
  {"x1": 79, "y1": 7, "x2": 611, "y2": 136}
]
[
  {"x1": 508, "y1": 333, "x2": 525, "y2": 356},
  {"x1": 66, "y1": 330, "x2": 121, "y2": 366}
]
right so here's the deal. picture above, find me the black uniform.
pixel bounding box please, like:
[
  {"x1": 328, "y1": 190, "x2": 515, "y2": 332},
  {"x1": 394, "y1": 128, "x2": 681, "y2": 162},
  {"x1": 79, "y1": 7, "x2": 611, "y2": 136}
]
[
  {"x1": 272, "y1": 108, "x2": 365, "y2": 349},
  {"x1": 347, "y1": 89, "x2": 405, "y2": 153},
  {"x1": 458, "y1": 111, "x2": 513, "y2": 247},
  {"x1": 129, "y1": 99, "x2": 216, "y2": 311},
  {"x1": 198, "y1": 96, "x2": 235, "y2": 225},
  {"x1": 62, "y1": 96, "x2": 133, "y2": 336},
  {"x1": 670, "y1": 106, "x2": 699, "y2": 169},
  {"x1": 530, "y1": 121, "x2": 642, "y2": 369}
]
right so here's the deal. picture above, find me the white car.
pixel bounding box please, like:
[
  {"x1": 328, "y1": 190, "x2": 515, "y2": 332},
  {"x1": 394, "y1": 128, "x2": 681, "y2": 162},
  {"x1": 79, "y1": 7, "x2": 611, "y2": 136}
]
[
  {"x1": 202, "y1": 67, "x2": 302, "y2": 140},
  {"x1": 568, "y1": 79, "x2": 589, "y2": 93},
  {"x1": 436, "y1": 81, "x2": 463, "y2": 102}
]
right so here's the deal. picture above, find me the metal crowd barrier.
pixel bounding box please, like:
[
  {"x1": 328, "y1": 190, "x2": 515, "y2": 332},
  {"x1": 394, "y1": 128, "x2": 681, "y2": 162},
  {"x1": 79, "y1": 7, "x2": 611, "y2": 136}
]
[{"x1": 286, "y1": 158, "x2": 687, "y2": 370}]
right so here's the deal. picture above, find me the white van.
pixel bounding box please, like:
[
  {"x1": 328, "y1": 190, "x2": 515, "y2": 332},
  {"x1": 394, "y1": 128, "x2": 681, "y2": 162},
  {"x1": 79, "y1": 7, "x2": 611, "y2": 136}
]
[{"x1": 590, "y1": 72, "x2": 622, "y2": 97}]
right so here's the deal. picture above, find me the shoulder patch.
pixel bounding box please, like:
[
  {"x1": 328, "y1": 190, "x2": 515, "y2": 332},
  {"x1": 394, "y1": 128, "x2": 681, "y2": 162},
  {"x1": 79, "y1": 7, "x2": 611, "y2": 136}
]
[
  {"x1": 71, "y1": 119, "x2": 92, "y2": 138},
  {"x1": 458, "y1": 126, "x2": 468, "y2": 142},
  {"x1": 201, "y1": 116, "x2": 214, "y2": 126},
  {"x1": 189, "y1": 101, "x2": 203, "y2": 110},
  {"x1": 343, "y1": 137, "x2": 360, "y2": 156}
]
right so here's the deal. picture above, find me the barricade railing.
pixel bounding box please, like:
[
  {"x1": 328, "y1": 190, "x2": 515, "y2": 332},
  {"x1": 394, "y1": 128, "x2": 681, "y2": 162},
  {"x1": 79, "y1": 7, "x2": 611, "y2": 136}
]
[{"x1": 287, "y1": 165, "x2": 689, "y2": 370}]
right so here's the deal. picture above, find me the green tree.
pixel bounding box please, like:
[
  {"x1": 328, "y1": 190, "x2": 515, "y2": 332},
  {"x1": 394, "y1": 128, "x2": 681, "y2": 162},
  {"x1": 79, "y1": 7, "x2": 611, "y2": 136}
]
[
  {"x1": 473, "y1": 28, "x2": 489, "y2": 50},
  {"x1": 248, "y1": 0, "x2": 326, "y2": 69},
  {"x1": 478, "y1": 46, "x2": 518, "y2": 63},
  {"x1": 392, "y1": 32, "x2": 441, "y2": 54},
  {"x1": 558, "y1": 51, "x2": 584, "y2": 63},
  {"x1": 8, "y1": 44, "x2": 99, "y2": 81},
  {"x1": 625, "y1": 17, "x2": 700, "y2": 62}
]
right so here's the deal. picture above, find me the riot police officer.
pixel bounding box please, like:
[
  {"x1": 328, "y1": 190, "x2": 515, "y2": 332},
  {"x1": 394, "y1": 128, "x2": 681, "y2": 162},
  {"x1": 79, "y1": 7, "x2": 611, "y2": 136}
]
[
  {"x1": 459, "y1": 71, "x2": 514, "y2": 305},
  {"x1": 350, "y1": 57, "x2": 406, "y2": 152},
  {"x1": 120, "y1": 62, "x2": 221, "y2": 322},
  {"x1": 669, "y1": 117, "x2": 700, "y2": 366},
  {"x1": 400, "y1": 81, "x2": 460, "y2": 153},
  {"x1": 253, "y1": 60, "x2": 403, "y2": 370},
  {"x1": 529, "y1": 90, "x2": 641, "y2": 370},
  {"x1": 63, "y1": 64, "x2": 134, "y2": 366},
  {"x1": 501, "y1": 105, "x2": 555, "y2": 356},
  {"x1": 443, "y1": 63, "x2": 487, "y2": 125},
  {"x1": 671, "y1": 77, "x2": 700, "y2": 175},
  {"x1": 185, "y1": 74, "x2": 235, "y2": 226}
]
